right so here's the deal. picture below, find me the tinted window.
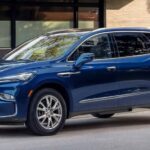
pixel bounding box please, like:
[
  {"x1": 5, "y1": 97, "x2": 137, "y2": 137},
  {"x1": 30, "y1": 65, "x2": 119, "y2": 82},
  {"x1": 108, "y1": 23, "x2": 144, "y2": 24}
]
[
  {"x1": 113, "y1": 33, "x2": 149, "y2": 57},
  {"x1": 69, "y1": 34, "x2": 114, "y2": 61},
  {"x1": 144, "y1": 33, "x2": 150, "y2": 51}
]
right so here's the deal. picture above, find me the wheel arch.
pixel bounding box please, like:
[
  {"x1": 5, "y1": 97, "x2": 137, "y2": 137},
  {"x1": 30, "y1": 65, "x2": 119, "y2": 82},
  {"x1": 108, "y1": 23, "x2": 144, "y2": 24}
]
[{"x1": 28, "y1": 82, "x2": 72, "y2": 118}]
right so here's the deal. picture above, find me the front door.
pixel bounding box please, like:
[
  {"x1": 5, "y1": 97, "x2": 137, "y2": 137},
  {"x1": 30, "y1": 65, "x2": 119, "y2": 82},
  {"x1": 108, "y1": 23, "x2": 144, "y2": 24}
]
[{"x1": 68, "y1": 33, "x2": 121, "y2": 113}]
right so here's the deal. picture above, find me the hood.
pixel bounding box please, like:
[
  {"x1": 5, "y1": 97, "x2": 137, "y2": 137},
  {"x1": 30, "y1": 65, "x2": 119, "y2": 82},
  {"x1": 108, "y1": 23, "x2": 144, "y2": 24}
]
[
  {"x1": 0, "y1": 59, "x2": 53, "y2": 76},
  {"x1": 0, "y1": 60, "x2": 32, "y2": 72}
]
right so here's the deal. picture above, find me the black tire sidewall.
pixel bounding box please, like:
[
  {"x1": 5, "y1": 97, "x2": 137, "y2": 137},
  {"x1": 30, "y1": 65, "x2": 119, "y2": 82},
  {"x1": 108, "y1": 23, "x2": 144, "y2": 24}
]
[{"x1": 27, "y1": 88, "x2": 67, "y2": 135}]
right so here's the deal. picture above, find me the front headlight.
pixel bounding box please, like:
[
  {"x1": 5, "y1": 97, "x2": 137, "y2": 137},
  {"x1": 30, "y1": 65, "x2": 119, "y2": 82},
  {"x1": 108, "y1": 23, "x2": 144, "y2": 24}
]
[
  {"x1": 0, "y1": 72, "x2": 35, "y2": 83},
  {"x1": 0, "y1": 93, "x2": 15, "y2": 101}
]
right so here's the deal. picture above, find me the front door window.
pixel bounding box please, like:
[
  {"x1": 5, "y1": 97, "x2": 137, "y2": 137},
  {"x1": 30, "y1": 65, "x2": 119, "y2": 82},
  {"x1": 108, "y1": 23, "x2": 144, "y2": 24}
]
[{"x1": 69, "y1": 34, "x2": 114, "y2": 61}]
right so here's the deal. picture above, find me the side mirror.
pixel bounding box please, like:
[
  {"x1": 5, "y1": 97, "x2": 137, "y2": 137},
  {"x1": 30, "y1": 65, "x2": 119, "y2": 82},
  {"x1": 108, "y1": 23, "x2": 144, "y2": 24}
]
[{"x1": 73, "y1": 53, "x2": 94, "y2": 69}]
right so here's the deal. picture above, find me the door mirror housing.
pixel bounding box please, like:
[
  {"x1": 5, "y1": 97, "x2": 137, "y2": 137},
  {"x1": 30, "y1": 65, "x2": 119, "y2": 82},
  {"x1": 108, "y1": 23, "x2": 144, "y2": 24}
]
[{"x1": 73, "y1": 53, "x2": 94, "y2": 69}]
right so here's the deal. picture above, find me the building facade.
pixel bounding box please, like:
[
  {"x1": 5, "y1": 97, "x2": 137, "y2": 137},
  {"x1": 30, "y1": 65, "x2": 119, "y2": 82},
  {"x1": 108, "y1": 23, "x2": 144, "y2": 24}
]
[{"x1": 0, "y1": 0, "x2": 150, "y2": 56}]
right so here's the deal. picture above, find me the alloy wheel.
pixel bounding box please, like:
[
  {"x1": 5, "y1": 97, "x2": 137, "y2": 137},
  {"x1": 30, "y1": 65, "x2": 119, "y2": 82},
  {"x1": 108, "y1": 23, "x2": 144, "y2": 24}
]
[{"x1": 36, "y1": 95, "x2": 63, "y2": 130}]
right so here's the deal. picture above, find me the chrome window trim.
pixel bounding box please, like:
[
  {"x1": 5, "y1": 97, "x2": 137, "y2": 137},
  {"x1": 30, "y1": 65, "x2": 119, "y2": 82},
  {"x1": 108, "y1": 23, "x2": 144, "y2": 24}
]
[
  {"x1": 79, "y1": 91, "x2": 150, "y2": 104},
  {"x1": 0, "y1": 103, "x2": 17, "y2": 118},
  {"x1": 66, "y1": 30, "x2": 150, "y2": 63}
]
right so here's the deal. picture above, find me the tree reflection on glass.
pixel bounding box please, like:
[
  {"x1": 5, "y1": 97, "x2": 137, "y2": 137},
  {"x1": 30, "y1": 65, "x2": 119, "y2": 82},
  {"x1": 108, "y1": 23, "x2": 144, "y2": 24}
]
[{"x1": 5, "y1": 33, "x2": 81, "y2": 61}]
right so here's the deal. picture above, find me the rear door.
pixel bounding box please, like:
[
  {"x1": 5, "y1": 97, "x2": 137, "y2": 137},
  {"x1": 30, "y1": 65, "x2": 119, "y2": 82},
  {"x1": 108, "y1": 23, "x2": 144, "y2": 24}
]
[{"x1": 112, "y1": 31, "x2": 150, "y2": 107}]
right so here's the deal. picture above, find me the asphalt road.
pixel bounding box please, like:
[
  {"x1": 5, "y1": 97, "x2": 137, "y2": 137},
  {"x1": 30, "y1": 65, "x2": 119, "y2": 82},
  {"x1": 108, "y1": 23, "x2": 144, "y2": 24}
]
[{"x1": 1, "y1": 109, "x2": 150, "y2": 150}]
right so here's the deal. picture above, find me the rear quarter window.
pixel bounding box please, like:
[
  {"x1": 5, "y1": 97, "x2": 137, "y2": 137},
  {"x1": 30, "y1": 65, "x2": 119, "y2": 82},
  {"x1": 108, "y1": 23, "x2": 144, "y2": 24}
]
[{"x1": 143, "y1": 33, "x2": 150, "y2": 52}]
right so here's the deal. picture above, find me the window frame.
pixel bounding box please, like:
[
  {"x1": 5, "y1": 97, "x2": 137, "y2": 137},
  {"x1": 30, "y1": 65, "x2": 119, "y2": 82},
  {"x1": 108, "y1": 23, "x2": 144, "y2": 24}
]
[
  {"x1": 67, "y1": 31, "x2": 150, "y2": 62},
  {"x1": 67, "y1": 32, "x2": 117, "y2": 62},
  {"x1": 111, "y1": 31, "x2": 150, "y2": 58}
]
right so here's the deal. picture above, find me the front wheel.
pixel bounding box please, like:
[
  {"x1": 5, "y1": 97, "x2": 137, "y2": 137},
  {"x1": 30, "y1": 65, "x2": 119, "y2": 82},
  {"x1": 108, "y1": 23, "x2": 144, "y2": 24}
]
[
  {"x1": 26, "y1": 88, "x2": 67, "y2": 136},
  {"x1": 91, "y1": 113, "x2": 114, "y2": 119}
]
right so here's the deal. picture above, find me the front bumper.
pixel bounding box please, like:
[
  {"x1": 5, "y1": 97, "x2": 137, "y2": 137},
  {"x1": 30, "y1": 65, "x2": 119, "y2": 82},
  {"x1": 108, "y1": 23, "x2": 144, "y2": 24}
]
[
  {"x1": 0, "y1": 100, "x2": 24, "y2": 122},
  {"x1": 0, "y1": 100, "x2": 16, "y2": 117},
  {"x1": 0, "y1": 82, "x2": 29, "y2": 123}
]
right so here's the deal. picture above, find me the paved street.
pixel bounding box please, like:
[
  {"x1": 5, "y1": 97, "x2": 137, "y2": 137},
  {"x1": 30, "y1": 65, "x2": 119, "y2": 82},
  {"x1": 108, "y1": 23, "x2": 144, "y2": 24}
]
[{"x1": 1, "y1": 109, "x2": 150, "y2": 150}]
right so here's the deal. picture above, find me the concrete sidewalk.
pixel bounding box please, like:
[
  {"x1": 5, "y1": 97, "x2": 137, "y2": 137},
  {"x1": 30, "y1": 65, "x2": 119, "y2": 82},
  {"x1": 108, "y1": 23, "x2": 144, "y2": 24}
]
[{"x1": 0, "y1": 109, "x2": 150, "y2": 150}]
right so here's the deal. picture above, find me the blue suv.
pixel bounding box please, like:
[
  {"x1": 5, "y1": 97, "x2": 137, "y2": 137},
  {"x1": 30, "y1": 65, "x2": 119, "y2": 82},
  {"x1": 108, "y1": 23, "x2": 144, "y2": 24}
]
[{"x1": 1, "y1": 27, "x2": 150, "y2": 135}]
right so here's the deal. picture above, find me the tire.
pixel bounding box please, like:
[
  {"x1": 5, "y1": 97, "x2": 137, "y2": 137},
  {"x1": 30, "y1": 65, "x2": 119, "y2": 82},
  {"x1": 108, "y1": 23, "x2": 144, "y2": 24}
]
[
  {"x1": 26, "y1": 88, "x2": 67, "y2": 136},
  {"x1": 92, "y1": 113, "x2": 114, "y2": 119}
]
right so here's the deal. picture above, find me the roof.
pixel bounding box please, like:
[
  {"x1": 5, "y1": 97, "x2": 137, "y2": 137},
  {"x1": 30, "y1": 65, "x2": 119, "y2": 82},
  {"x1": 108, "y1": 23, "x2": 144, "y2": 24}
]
[
  {"x1": 93, "y1": 27, "x2": 150, "y2": 33},
  {"x1": 44, "y1": 27, "x2": 150, "y2": 37},
  {"x1": 45, "y1": 28, "x2": 92, "y2": 36}
]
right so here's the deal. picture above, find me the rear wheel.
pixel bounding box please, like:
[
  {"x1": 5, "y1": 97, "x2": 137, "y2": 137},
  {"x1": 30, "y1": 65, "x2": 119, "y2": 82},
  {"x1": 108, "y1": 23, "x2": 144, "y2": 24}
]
[
  {"x1": 26, "y1": 88, "x2": 67, "y2": 135},
  {"x1": 92, "y1": 113, "x2": 114, "y2": 119}
]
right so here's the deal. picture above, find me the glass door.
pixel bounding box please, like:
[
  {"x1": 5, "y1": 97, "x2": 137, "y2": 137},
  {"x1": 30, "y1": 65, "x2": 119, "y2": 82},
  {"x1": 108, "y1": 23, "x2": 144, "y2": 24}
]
[
  {"x1": 0, "y1": 5, "x2": 11, "y2": 48},
  {"x1": 78, "y1": 7, "x2": 99, "y2": 29},
  {"x1": 16, "y1": 6, "x2": 73, "y2": 46}
]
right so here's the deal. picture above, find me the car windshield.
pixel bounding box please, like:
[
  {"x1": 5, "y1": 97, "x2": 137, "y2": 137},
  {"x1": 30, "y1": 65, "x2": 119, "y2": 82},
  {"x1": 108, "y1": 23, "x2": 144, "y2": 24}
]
[{"x1": 4, "y1": 32, "x2": 84, "y2": 61}]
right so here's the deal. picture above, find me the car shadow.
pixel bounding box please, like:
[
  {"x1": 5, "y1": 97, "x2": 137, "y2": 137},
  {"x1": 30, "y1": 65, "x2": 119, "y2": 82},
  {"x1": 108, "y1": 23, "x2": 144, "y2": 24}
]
[
  {"x1": 0, "y1": 115, "x2": 150, "y2": 137},
  {"x1": 63, "y1": 115, "x2": 150, "y2": 132}
]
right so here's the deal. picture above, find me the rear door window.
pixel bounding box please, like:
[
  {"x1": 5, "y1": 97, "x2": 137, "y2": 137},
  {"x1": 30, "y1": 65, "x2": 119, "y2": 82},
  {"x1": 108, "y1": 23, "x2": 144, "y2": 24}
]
[{"x1": 113, "y1": 32, "x2": 149, "y2": 57}]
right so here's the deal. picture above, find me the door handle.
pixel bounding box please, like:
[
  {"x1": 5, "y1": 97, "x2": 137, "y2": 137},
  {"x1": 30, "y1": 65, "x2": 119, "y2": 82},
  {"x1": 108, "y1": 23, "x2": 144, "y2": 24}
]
[{"x1": 107, "y1": 66, "x2": 117, "y2": 72}]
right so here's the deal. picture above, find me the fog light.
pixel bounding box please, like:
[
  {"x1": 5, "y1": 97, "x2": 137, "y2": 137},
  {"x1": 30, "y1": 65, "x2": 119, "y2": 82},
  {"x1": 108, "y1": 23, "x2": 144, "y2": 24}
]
[{"x1": 0, "y1": 93, "x2": 15, "y2": 101}]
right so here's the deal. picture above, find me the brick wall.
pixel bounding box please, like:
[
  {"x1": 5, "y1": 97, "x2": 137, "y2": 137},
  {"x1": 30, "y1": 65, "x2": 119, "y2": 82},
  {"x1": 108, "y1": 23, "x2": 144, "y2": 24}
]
[{"x1": 106, "y1": 0, "x2": 150, "y2": 27}]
